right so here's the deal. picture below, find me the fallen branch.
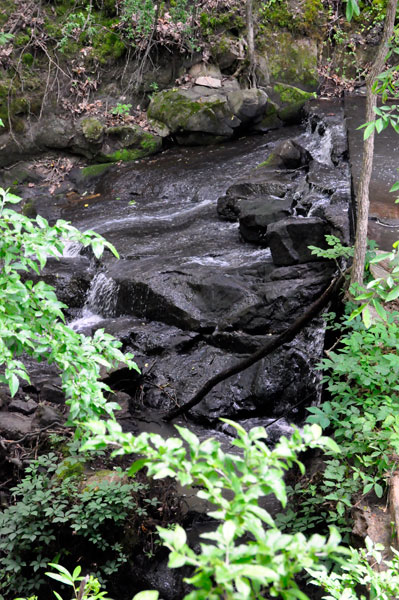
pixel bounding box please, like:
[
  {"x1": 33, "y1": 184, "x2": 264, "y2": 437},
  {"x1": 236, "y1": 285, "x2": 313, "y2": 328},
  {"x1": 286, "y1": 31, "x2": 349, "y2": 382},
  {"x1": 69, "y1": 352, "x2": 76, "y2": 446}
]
[{"x1": 164, "y1": 274, "x2": 345, "y2": 421}]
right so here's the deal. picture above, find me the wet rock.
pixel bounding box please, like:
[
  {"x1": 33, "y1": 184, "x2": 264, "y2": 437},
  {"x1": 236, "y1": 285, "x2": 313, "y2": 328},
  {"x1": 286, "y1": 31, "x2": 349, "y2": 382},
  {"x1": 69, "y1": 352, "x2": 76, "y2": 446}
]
[
  {"x1": 8, "y1": 398, "x2": 38, "y2": 415},
  {"x1": 227, "y1": 89, "x2": 268, "y2": 123},
  {"x1": 265, "y1": 139, "x2": 312, "y2": 169},
  {"x1": 307, "y1": 161, "x2": 347, "y2": 194},
  {"x1": 32, "y1": 404, "x2": 63, "y2": 427},
  {"x1": 238, "y1": 197, "x2": 292, "y2": 244},
  {"x1": 40, "y1": 383, "x2": 65, "y2": 405},
  {"x1": 266, "y1": 217, "x2": 329, "y2": 266},
  {"x1": 99, "y1": 125, "x2": 162, "y2": 162},
  {"x1": 0, "y1": 412, "x2": 33, "y2": 439},
  {"x1": 109, "y1": 262, "x2": 261, "y2": 332},
  {"x1": 28, "y1": 256, "x2": 94, "y2": 310}
]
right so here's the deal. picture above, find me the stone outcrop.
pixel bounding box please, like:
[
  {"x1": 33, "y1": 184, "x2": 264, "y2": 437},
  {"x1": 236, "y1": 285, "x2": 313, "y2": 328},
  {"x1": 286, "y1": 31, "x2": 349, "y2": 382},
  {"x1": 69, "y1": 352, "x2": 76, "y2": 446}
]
[
  {"x1": 0, "y1": 116, "x2": 162, "y2": 168},
  {"x1": 147, "y1": 79, "x2": 274, "y2": 144}
]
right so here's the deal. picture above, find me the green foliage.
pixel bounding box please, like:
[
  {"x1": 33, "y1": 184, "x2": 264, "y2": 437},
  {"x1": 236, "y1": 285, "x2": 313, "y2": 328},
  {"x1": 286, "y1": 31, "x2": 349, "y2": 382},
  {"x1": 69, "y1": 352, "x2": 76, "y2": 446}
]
[
  {"x1": 309, "y1": 234, "x2": 353, "y2": 272},
  {"x1": 120, "y1": 0, "x2": 156, "y2": 43},
  {"x1": 0, "y1": 187, "x2": 139, "y2": 428},
  {"x1": 282, "y1": 261, "x2": 399, "y2": 536},
  {"x1": 110, "y1": 103, "x2": 132, "y2": 117},
  {"x1": 348, "y1": 240, "x2": 399, "y2": 327},
  {"x1": 0, "y1": 453, "x2": 146, "y2": 597},
  {"x1": 57, "y1": 10, "x2": 98, "y2": 52},
  {"x1": 119, "y1": 0, "x2": 199, "y2": 52},
  {"x1": 310, "y1": 537, "x2": 399, "y2": 599},
  {"x1": 14, "y1": 563, "x2": 159, "y2": 600},
  {"x1": 82, "y1": 419, "x2": 343, "y2": 600},
  {"x1": 0, "y1": 31, "x2": 13, "y2": 45}
]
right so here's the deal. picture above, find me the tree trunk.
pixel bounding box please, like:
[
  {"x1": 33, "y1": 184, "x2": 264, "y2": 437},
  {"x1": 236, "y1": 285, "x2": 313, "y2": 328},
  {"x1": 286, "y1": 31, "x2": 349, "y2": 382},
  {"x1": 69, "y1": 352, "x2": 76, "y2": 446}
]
[
  {"x1": 350, "y1": 0, "x2": 398, "y2": 287},
  {"x1": 246, "y1": 0, "x2": 256, "y2": 86}
]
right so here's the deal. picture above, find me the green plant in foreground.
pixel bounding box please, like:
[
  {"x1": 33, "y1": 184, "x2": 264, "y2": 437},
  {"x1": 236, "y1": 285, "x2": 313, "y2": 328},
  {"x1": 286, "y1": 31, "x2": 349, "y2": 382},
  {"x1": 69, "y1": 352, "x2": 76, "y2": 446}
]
[
  {"x1": 14, "y1": 563, "x2": 159, "y2": 600},
  {"x1": 309, "y1": 536, "x2": 399, "y2": 600},
  {"x1": 82, "y1": 419, "x2": 343, "y2": 600},
  {"x1": 0, "y1": 453, "x2": 147, "y2": 596},
  {"x1": 0, "y1": 187, "x2": 139, "y2": 427}
]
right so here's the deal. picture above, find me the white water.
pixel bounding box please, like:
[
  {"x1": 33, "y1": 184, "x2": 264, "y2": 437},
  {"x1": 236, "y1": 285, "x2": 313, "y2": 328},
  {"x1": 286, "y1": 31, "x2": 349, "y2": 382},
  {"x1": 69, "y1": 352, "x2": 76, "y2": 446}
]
[{"x1": 69, "y1": 272, "x2": 119, "y2": 331}]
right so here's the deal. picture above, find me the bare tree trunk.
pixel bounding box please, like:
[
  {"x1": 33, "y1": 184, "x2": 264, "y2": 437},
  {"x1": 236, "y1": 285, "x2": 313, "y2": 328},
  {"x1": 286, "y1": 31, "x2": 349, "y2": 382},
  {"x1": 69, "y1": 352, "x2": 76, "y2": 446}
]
[
  {"x1": 350, "y1": 0, "x2": 398, "y2": 287},
  {"x1": 246, "y1": 0, "x2": 256, "y2": 86}
]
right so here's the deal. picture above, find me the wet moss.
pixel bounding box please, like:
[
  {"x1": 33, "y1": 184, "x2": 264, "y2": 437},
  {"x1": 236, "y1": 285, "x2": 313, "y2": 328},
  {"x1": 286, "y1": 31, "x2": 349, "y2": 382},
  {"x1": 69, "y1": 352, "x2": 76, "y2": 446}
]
[
  {"x1": 81, "y1": 163, "x2": 112, "y2": 177},
  {"x1": 22, "y1": 52, "x2": 34, "y2": 66},
  {"x1": 81, "y1": 117, "x2": 104, "y2": 142},
  {"x1": 93, "y1": 30, "x2": 126, "y2": 64},
  {"x1": 273, "y1": 83, "x2": 315, "y2": 105},
  {"x1": 140, "y1": 133, "x2": 160, "y2": 152},
  {"x1": 105, "y1": 148, "x2": 146, "y2": 162}
]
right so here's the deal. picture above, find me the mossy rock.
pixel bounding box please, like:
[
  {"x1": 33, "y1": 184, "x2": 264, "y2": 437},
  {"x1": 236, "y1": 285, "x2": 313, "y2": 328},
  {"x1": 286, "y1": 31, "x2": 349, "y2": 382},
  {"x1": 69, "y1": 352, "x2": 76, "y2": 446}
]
[
  {"x1": 81, "y1": 117, "x2": 104, "y2": 143},
  {"x1": 147, "y1": 89, "x2": 239, "y2": 137},
  {"x1": 100, "y1": 125, "x2": 162, "y2": 162},
  {"x1": 56, "y1": 457, "x2": 85, "y2": 480},
  {"x1": 81, "y1": 162, "x2": 113, "y2": 178},
  {"x1": 82, "y1": 469, "x2": 126, "y2": 491},
  {"x1": 272, "y1": 83, "x2": 316, "y2": 123},
  {"x1": 257, "y1": 29, "x2": 319, "y2": 91}
]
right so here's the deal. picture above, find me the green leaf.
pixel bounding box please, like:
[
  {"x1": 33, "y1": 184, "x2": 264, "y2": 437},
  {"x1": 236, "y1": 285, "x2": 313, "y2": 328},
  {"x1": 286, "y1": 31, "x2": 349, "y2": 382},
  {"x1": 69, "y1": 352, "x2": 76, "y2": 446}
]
[
  {"x1": 390, "y1": 182, "x2": 399, "y2": 193},
  {"x1": 168, "y1": 552, "x2": 187, "y2": 568},
  {"x1": 363, "y1": 121, "x2": 376, "y2": 140},
  {"x1": 362, "y1": 305, "x2": 372, "y2": 329},
  {"x1": 45, "y1": 572, "x2": 74, "y2": 586},
  {"x1": 128, "y1": 459, "x2": 148, "y2": 476},
  {"x1": 374, "y1": 483, "x2": 384, "y2": 498},
  {"x1": 222, "y1": 520, "x2": 236, "y2": 544},
  {"x1": 385, "y1": 285, "x2": 399, "y2": 302},
  {"x1": 132, "y1": 592, "x2": 159, "y2": 600},
  {"x1": 8, "y1": 373, "x2": 19, "y2": 397}
]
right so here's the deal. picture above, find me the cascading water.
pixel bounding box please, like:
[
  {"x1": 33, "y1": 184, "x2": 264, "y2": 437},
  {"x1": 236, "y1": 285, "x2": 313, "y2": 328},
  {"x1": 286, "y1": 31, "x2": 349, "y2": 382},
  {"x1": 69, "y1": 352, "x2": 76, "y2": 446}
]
[{"x1": 69, "y1": 272, "x2": 119, "y2": 332}]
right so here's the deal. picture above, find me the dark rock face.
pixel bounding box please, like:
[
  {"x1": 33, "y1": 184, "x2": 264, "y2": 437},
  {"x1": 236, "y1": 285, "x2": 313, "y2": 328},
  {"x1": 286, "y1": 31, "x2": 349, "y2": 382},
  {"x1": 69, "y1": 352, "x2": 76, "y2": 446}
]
[{"x1": 266, "y1": 217, "x2": 328, "y2": 266}]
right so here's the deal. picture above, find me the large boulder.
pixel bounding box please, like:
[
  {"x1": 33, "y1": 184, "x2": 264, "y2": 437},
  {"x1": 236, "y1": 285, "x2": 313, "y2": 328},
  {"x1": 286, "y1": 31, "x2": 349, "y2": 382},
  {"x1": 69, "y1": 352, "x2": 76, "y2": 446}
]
[
  {"x1": 148, "y1": 88, "x2": 240, "y2": 142},
  {"x1": 148, "y1": 85, "x2": 272, "y2": 144},
  {"x1": 266, "y1": 216, "x2": 329, "y2": 266},
  {"x1": 270, "y1": 83, "x2": 316, "y2": 124}
]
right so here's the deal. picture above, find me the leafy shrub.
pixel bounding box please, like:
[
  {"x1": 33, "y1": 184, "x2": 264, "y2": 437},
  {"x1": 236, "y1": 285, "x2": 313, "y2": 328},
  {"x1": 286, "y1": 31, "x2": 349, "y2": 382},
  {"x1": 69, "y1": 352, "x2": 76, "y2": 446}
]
[
  {"x1": 0, "y1": 187, "x2": 139, "y2": 429},
  {"x1": 82, "y1": 419, "x2": 344, "y2": 600},
  {"x1": 0, "y1": 453, "x2": 151, "y2": 597}
]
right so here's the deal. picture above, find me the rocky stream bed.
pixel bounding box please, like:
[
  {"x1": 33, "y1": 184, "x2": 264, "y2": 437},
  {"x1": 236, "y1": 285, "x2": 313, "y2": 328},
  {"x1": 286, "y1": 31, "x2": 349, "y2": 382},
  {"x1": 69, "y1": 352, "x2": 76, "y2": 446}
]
[{"x1": 0, "y1": 99, "x2": 353, "y2": 598}]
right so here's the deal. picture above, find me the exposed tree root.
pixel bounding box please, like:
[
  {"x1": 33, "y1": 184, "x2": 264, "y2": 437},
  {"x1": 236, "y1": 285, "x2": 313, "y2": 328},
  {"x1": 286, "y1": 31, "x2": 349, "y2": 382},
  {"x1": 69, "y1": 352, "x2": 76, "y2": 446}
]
[{"x1": 164, "y1": 273, "x2": 345, "y2": 421}]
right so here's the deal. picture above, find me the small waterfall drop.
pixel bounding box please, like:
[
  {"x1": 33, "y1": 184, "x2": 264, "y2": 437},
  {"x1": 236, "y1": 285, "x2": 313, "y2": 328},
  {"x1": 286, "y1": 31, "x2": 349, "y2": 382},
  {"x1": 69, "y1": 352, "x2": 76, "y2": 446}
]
[
  {"x1": 69, "y1": 272, "x2": 119, "y2": 332},
  {"x1": 63, "y1": 241, "x2": 83, "y2": 257}
]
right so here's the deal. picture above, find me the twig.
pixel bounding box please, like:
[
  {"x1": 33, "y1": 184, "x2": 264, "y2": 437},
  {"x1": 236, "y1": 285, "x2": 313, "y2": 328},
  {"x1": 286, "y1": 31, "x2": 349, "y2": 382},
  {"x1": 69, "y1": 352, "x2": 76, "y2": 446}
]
[{"x1": 6, "y1": 421, "x2": 65, "y2": 445}]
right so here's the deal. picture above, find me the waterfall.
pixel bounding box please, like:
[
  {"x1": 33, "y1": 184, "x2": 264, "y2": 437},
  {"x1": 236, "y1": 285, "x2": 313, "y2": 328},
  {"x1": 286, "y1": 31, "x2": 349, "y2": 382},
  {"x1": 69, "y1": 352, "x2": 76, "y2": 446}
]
[
  {"x1": 62, "y1": 241, "x2": 83, "y2": 257},
  {"x1": 69, "y1": 272, "x2": 119, "y2": 332}
]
